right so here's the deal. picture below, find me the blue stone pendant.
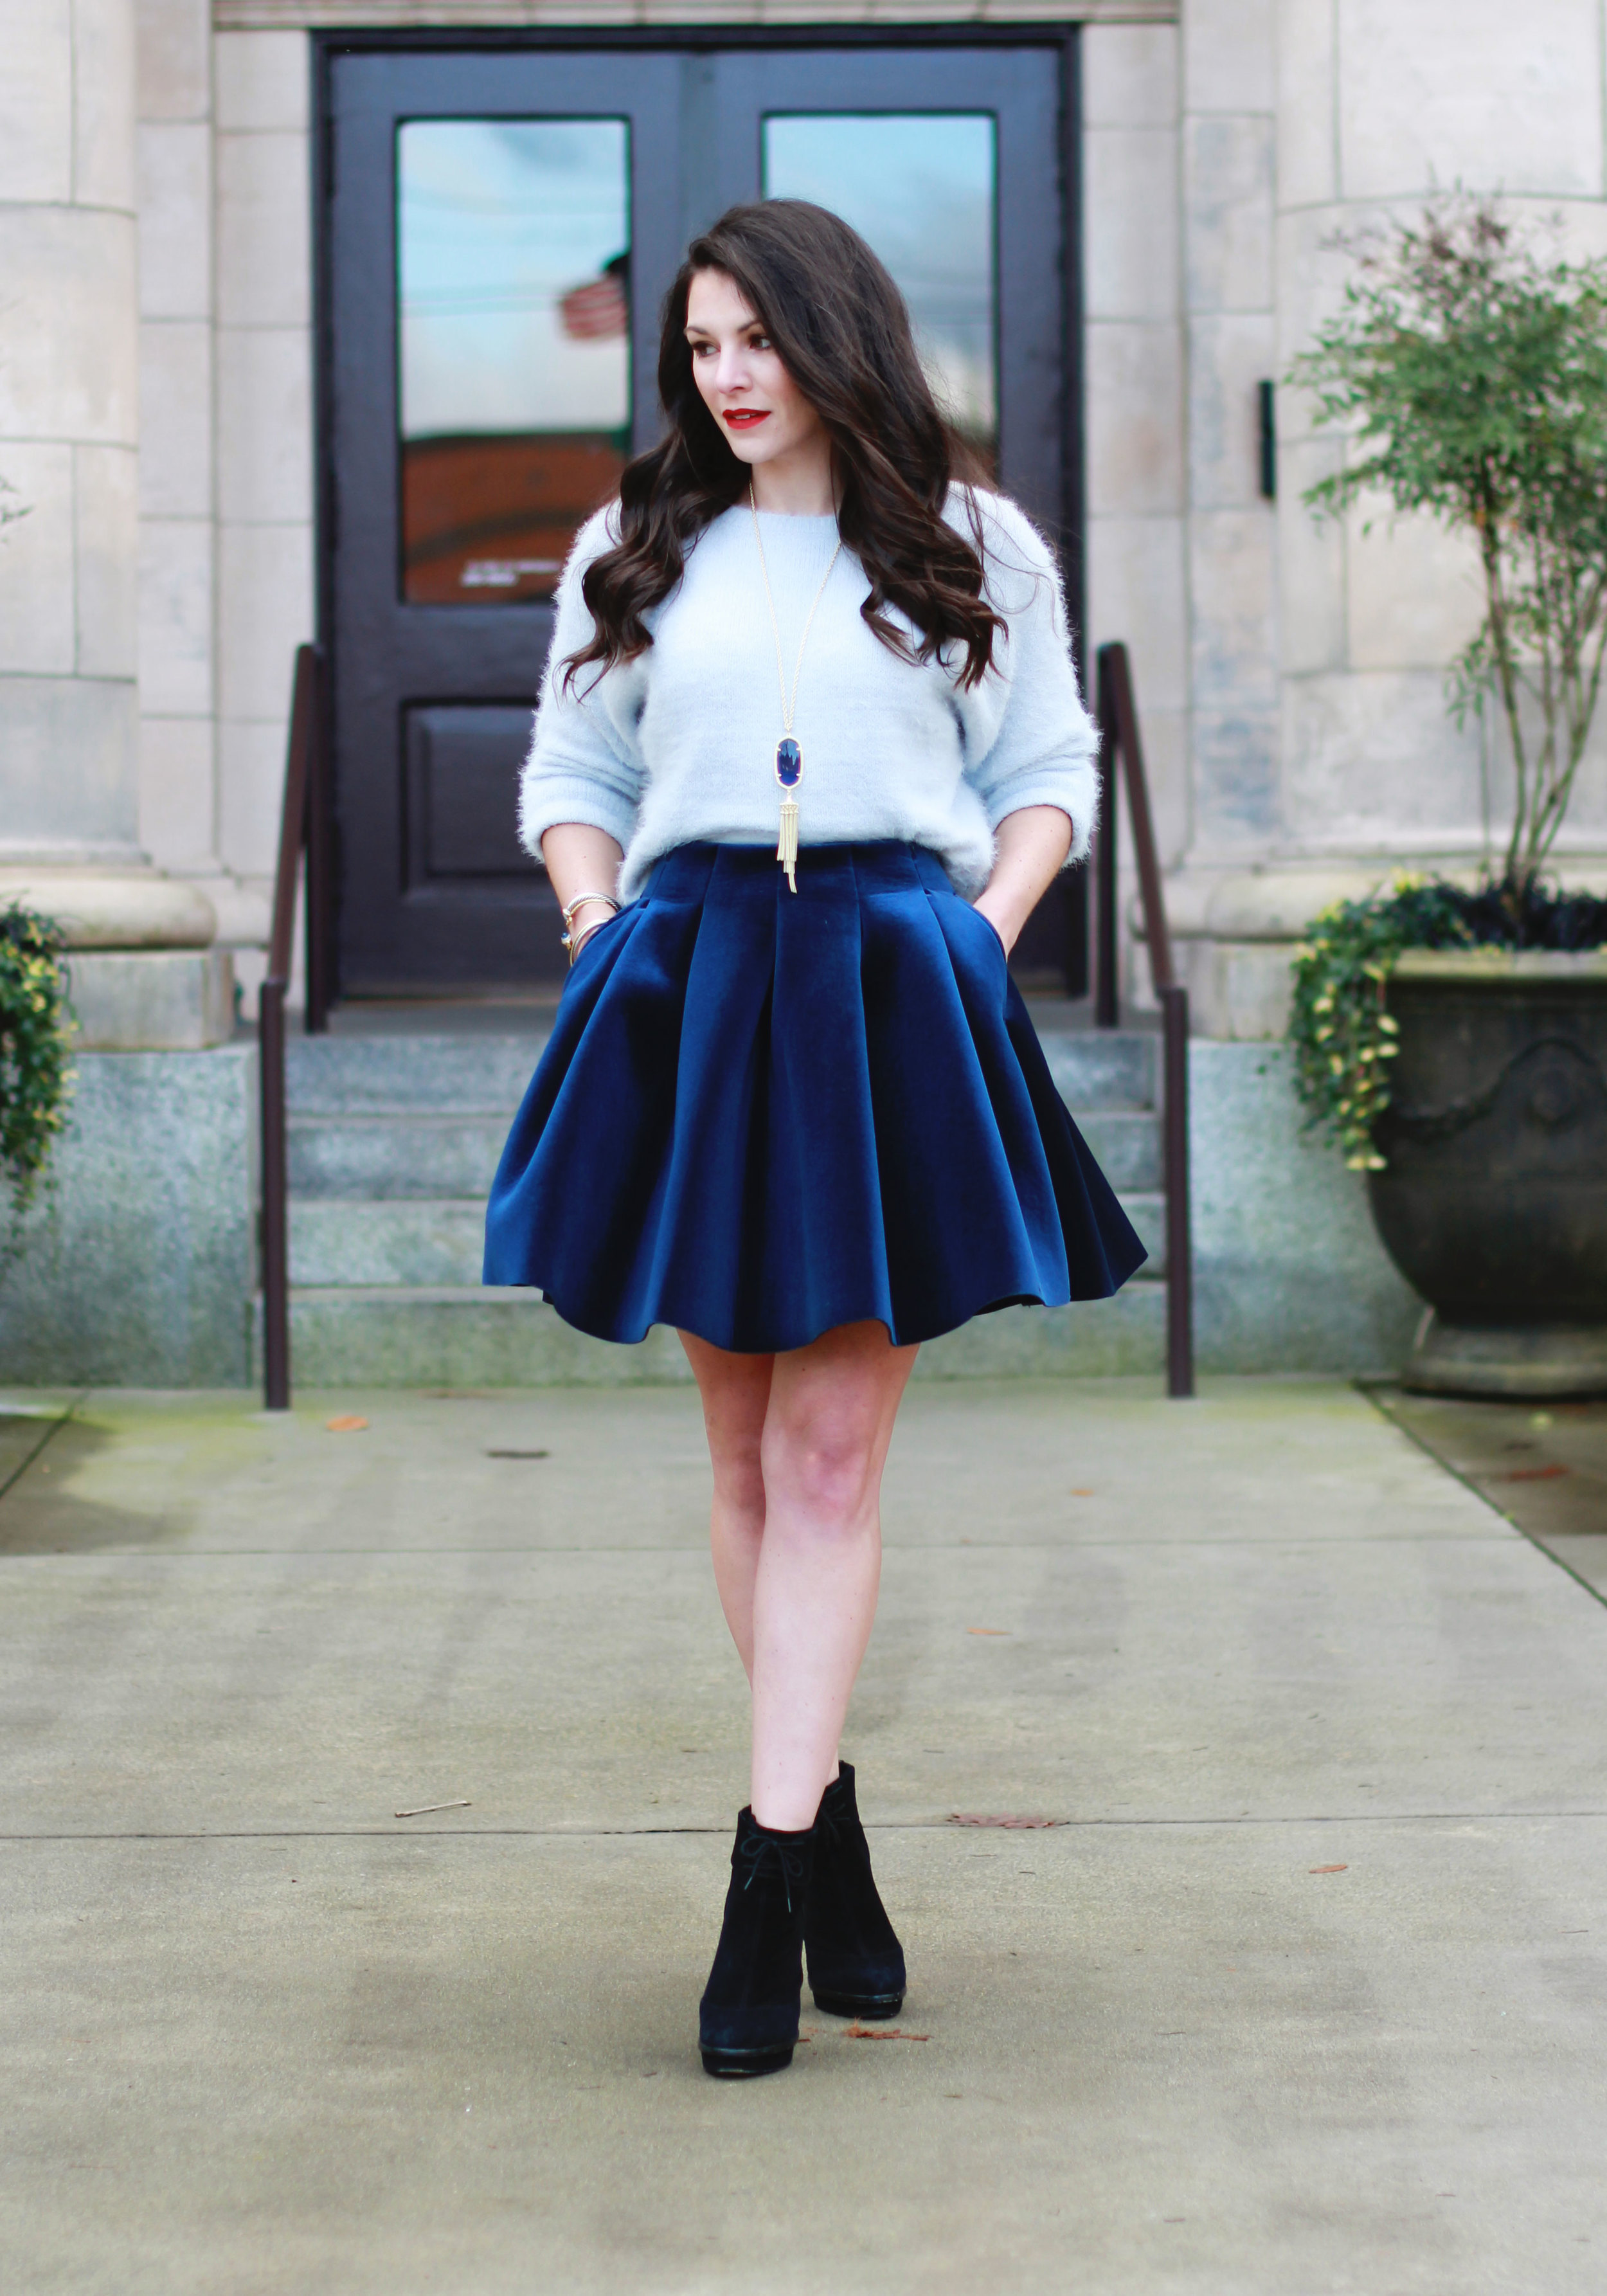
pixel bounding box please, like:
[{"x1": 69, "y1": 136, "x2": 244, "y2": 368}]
[{"x1": 774, "y1": 739, "x2": 802, "y2": 892}]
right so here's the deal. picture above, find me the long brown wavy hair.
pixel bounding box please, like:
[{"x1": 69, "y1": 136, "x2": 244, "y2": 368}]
[{"x1": 562, "y1": 200, "x2": 1005, "y2": 694}]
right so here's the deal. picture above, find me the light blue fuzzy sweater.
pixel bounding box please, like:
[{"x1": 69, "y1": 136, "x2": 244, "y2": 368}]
[{"x1": 519, "y1": 487, "x2": 1099, "y2": 902}]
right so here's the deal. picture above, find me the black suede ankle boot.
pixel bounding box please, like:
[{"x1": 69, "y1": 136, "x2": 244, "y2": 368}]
[
  {"x1": 805, "y1": 1761, "x2": 906, "y2": 2020},
  {"x1": 698, "y1": 1808, "x2": 816, "y2": 2077}
]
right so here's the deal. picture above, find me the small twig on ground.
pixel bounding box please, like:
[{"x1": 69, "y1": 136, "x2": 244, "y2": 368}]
[
  {"x1": 395, "y1": 1799, "x2": 471, "y2": 1818},
  {"x1": 949, "y1": 1813, "x2": 1065, "y2": 1829}
]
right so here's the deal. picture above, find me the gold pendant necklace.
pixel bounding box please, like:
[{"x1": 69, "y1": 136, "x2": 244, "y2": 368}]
[{"x1": 748, "y1": 482, "x2": 843, "y2": 892}]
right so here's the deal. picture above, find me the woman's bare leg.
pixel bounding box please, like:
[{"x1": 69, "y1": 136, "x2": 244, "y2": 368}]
[
  {"x1": 680, "y1": 1333, "x2": 773, "y2": 1678},
  {"x1": 680, "y1": 1320, "x2": 918, "y2": 1830}
]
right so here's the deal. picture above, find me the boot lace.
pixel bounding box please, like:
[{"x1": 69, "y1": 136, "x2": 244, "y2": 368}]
[{"x1": 737, "y1": 1830, "x2": 809, "y2": 1912}]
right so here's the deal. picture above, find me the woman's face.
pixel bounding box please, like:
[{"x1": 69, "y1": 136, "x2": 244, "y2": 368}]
[{"x1": 685, "y1": 267, "x2": 826, "y2": 475}]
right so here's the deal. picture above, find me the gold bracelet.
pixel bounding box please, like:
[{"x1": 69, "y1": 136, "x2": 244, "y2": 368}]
[
  {"x1": 560, "y1": 890, "x2": 620, "y2": 966},
  {"x1": 566, "y1": 917, "x2": 611, "y2": 964}
]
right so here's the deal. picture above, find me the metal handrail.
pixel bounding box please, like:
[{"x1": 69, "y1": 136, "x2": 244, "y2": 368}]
[
  {"x1": 1093, "y1": 641, "x2": 1194, "y2": 1398},
  {"x1": 260, "y1": 643, "x2": 331, "y2": 1409}
]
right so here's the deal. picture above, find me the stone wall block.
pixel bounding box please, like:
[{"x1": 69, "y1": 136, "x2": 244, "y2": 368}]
[
  {"x1": 0, "y1": 677, "x2": 141, "y2": 855},
  {"x1": 1277, "y1": 0, "x2": 1338, "y2": 210},
  {"x1": 139, "y1": 715, "x2": 217, "y2": 869},
  {"x1": 0, "y1": 444, "x2": 76, "y2": 676},
  {"x1": 217, "y1": 327, "x2": 314, "y2": 523},
  {"x1": 67, "y1": 947, "x2": 235, "y2": 1049},
  {"x1": 1131, "y1": 703, "x2": 1190, "y2": 867},
  {"x1": 135, "y1": 0, "x2": 211, "y2": 120},
  {"x1": 1280, "y1": 669, "x2": 1489, "y2": 851},
  {"x1": 214, "y1": 28, "x2": 310, "y2": 132},
  {"x1": 75, "y1": 442, "x2": 140, "y2": 678},
  {"x1": 219, "y1": 717, "x2": 292, "y2": 880},
  {"x1": 1346, "y1": 493, "x2": 1484, "y2": 673},
  {"x1": 1274, "y1": 204, "x2": 1363, "y2": 396},
  {"x1": 1086, "y1": 514, "x2": 1188, "y2": 715},
  {"x1": 1277, "y1": 435, "x2": 1347, "y2": 676},
  {"x1": 1189, "y1": 510, "x2": 1278, "y2": 713},
  {"x1": 138, "y1": 516, "x2": 214, "y2": 714},
  {"x1": 1185, "y1": 114, "x2": 1275, "y2": 314},
  {"x1": 1191, "y1": 709, "x2": 1280, "y2": 849},
  {"x1": 1086, "y1": 323, "x2": 1184, "y2": 519},
  {"x1": 217, "y1": 130, "x2": 312, "y2": 329},
  {"x1": 218, "y1": 521, "x2": 314, "y2": 725},
  {"x1": 136, "y1": 122, "x2": 212, "y2": 319},
  {"x1": 1190, "y1": 1042, "x2": 1421, "y2": 1370},
  {"x1": 73, "y1": 0, "x2": 138, "y2": 212},
  {"x1": 1189, "y1": 312, "x2": 1275, "y2": 510},
  {"x1": 1083, "y1": 126, "x2": 1180, "y2": 322},
  {"x1": 0, "y1": 1045, "x2": 258, "y2": 1386},
  {"x1": 0, "y1": 210, "x2": 139, "y2": 444},
  {"x1": 1082, "y1": 24, "x2": 1178, "y2": 128},
  {"x1": 1183, "y1": 0, "x2": 1275, "y2": 116},
  {"x1": 0, "y1": 0, "x2": 73, "y2": 201},
  {"x1": 139, "y1": 321, "x2": 213, "y2": 517},
  {"x1": 1338, "y1": 0, "x2": 1603, "y2": 199}
]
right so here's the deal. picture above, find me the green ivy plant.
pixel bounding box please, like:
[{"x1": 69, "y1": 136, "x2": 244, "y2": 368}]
[
  {"x1": 1290, "y1": 200, "x2": 1607, "y2": 899},
  {"x1": 1290, "y1": 877, "x2": 1607, "y2": 1168},
  {"x1": 0, "y1": 904, "x2": 75, "y2": 1253}
]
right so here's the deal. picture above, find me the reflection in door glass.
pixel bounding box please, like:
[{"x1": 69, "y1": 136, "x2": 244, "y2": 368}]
[
  {"x1": 397, "y1": 120, "x2": 630, "y2": 604},
  {"x1": 762, "y1": 115, "x2": 997, "y2": 471}
]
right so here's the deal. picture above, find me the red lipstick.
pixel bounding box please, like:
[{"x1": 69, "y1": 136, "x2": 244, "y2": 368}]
[{"x1": 723, "y1": 409, "x2": 770, "y2": 429}]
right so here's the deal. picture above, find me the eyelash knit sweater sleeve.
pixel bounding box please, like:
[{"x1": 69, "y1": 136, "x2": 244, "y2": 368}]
[
  {"x1": 516, "y1": 504, "x2": 648, "y2": 858},
  {"x1": 519, "y1": 487, "x2": 1099, "y2": 901},
  {"x1": 956, "y1": 494, "x2": 1100, "y2": 860}
]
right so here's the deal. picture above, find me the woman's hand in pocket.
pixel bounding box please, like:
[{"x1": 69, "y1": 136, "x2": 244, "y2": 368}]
[{"x1": 974, "y1": 804, "x2": 1074, "y2": 955}]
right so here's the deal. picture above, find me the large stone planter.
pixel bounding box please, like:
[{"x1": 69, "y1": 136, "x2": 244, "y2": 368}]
[{"x1": 1368, "y1": 950, "x2": 1607, "y2": 1397}]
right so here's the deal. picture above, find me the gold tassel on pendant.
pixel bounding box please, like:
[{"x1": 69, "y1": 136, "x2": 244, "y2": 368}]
[{"x1": 777, "y1": 796, "x2": 800, "y2": 893}]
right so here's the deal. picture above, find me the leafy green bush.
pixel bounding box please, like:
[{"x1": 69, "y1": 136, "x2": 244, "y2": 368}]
[
  {"x1": 0, "y1": 905, "x2": 75, "y2": 1250},
  {"x1": 1289, "y1": 877, "x2": 1607, "y2": 1170}
]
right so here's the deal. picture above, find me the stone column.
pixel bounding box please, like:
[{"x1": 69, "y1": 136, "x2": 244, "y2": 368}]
[
  {"x1": 1180, "y1": 0, "x2": 1279, "y2": 858},
  {"x1": 0, "y1": 0, "x2": 225, "y2": 1047}
]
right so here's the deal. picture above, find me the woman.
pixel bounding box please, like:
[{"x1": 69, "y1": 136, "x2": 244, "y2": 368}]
[{"x1": 485, "y1": 201, "x2": 1145, "y2": 2079}]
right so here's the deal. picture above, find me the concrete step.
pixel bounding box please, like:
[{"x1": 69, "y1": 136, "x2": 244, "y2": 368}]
[
  {"x1": 287, "y1": 1106, "x2": 1162, "y2": 1202},
  {"x1": 262, "y1": 1282, "x2": 1167, "y2": 1388},
  {"x1": 287, "y1": 1114, "x2": 512, "y2": 1200},
  {"x1": 285, "y1": 1033, "x2": 543, "y2": 1115},
  {"x1": 290, "y1": 1198, "x2": 490, "y2": 1288},
  {"x1": 288, "y1": 1188, "x2": 1171, "y2": 1288},
  {"x1": 1073, "y1": 1111, "x2": 1162, "y2": 1194},
  {"x1": 285, "y1": 1028, "x2": 1159, "y2": 1117},
  {"x1": 1034, "y1": 1028, "x2": 1157, "y2": 1112},
  {"x1": 1120, "y1": 1191, "x2": 1167, "y2": 1277}
]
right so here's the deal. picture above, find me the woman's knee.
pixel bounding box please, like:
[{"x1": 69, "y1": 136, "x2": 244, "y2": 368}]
[{"x1": 760, "y1": 1394, "x2": 882, "y2": 1528}]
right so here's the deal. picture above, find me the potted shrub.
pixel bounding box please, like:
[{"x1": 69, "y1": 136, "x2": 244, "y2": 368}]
[{"x1": 1289, "y1": 203, "x2": 1607, "y2": 1397}]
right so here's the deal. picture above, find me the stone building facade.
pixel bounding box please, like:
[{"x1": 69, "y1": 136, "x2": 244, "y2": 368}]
[{"x1": 4, "y1": 0, "x2": 1605, "y2": 1381}]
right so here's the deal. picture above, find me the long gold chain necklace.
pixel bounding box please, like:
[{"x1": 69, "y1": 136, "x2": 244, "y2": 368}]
[{"x1": 748, "y1": 481, "x2": 843, "y2": 892}]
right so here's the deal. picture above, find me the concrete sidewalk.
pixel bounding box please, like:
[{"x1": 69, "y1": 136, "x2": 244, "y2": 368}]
[{"x1": 2, "y1": 1377, "x2": 1604, "y2": 2294}]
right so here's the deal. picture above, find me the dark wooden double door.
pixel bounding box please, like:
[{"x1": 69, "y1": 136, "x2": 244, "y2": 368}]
[{"x1": 322, "y1": 36, "x2": 1081, "y2": 994}]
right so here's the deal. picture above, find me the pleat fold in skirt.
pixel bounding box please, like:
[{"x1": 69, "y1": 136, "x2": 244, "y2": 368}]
[{"x1": 483, "y1": 842, "x2": 1147, "y2": 1352}]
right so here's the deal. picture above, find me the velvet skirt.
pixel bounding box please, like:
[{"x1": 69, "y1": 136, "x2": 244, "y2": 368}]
[{"x1": 482, "y1": 842, "x2": 1147, "y2": 1351}]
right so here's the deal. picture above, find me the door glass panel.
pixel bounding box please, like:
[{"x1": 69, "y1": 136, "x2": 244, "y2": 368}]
[
  {"x1": 397, "y1": 119, "x2": 631, "y2": 604},
  {"x1": 762, "y1": 114, "x2": 998, "y2": 472}
]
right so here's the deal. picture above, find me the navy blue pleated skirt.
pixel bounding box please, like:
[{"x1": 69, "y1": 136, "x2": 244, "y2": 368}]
[{"x1": 482, "y1": 842, "x2": 1146, "y2": 1352}]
